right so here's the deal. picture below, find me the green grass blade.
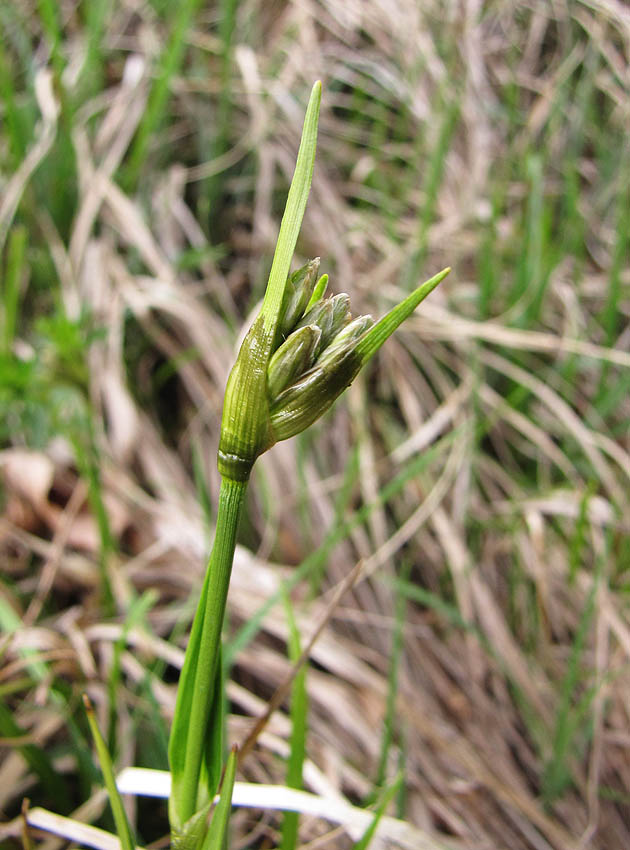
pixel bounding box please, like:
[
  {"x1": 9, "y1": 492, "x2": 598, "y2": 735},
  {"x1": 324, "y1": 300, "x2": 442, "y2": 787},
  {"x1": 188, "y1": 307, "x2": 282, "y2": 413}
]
[
  {"x1": 310, "y1": 443, "x2": 360, "y2": 594},
  {"x1": 541, "y1": 563, "x2": 599, "y2": 804},
  {"x1": 83, "y1": 694, "x2": 136, "y2": 850},
  {"x1": 200, "y1": 746, "x2": 238, "y2": 850},
  {"x1": 196, "y1": 647, "x2": 225, "y2": 808},
  {"x1": 280, "y1": 592, "x2": 308, "y2": 850},
  {"x1": 413, "y1": 96, "x2": 459, "y2": 269},
  {"x1": 169, "y1": 478, "x2": 246, "y2": 830},
  {"x1": 519, "y1": 154, "x2": 547, "y2": 327},
  {"x1": 355, "y1": 267, "x2": 450, "y2": 364},
  {"x1": 108, "y1": 590, "x2": 159, "y2": 752},
  {"x1": 259, "y1": 82, "x2": 321, "y2": 338},
  {"x1": 201, "y1": 0, "x2": 238, "y2": 223},
  {"x1": 568, "y1": 483, "x2": 596, "y2": 585},
  {"x1": 77, "y1": 0, "x2": 109, "y2": 99},
  {"x1": 2, "y1": 225, "x2": 27, "y2": 353},
  {"x1": 0, "y1": 38, "x2": 28, "y2": 163},
  {"x1": 72, "y1": 418, "x2": 116, "y2": 616},
  {"x1": 37, "y1": 0, "x2": 64, "y2": 80},
  {"x1": 600, "y1": 141, "x2": 630, "y2": 348},
  {"x1": 352, "y1": 773, "x2": 403, "y2": 850},
  {"x1": 0, "y1": 701, "x2": 71, "y2": 811},
  {"x1": 0, "y1": 598, "x2": 49, "y2": 682},
  {"x1": 373, "y1": 562, "x2": 408, "y2": 794},
  {"x1": 123, "y1": 0, "x2": 205, "y2": 190}
]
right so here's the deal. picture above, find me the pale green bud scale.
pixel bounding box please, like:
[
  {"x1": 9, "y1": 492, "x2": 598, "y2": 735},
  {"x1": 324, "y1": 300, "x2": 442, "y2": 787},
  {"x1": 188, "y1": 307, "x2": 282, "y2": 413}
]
[
  {"x1": 278, "y1": 258, "x2": 320, "y2": 341},
  {"x1": 267, "y1": 324, "x2": 321, "y2": 400},
  {"x1": 296, "y1": 292, "x2": 349, "y2": 356},
  {"x1": 296, "y1": 299, "x2": 333, "y2": 354},
  {"x1": 329, "y1": 293, "x2": 351, "y2": 339},
  {"x1": 269, "y1": 347, "x2": 364, "y2": 441},
  {"x1": 317, "y1": 314, "x2": 373, "y2": 370}
]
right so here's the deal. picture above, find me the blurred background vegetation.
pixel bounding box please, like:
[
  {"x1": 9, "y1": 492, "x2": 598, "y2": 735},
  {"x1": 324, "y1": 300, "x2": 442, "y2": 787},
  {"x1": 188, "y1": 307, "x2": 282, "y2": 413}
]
[{"x1": 1, "y1": 1, "x2": 629, "y2": 848}]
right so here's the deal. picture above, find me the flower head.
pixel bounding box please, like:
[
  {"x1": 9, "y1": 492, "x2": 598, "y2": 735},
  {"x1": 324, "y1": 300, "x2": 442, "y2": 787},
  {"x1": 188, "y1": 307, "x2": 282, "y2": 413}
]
[
  {"x1": 215, "y1": 80, "x2": 449, "y2": 483},
  {"x1": 218, "y1": 260, "x2": 450, "y2": 481}
]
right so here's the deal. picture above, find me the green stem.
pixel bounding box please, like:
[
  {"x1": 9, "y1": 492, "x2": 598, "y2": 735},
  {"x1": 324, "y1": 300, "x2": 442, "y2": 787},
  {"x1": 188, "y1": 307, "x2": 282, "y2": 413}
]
[
  {"x1": 186, "y1": 476, "x2": 245, "y2": 808},
  {"x1": 169, "y1": 476, "x2": 247, "y2": 827}
]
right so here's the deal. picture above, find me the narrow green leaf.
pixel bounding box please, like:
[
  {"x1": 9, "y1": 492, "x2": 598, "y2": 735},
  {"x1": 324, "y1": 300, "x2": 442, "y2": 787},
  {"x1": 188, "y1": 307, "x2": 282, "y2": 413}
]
[
  {"x1": 542, "y1": 557, "x2": 600, "y2": 805},
  {"x1": 123, "y1": 0, "x2": 205, "y2": 190},
  {"x1": 351, "y1": 773, "x2": 403, "y2": 850},
  {"x1": 2, "y1": 225, "x2": 27, "y2": 353},
  {"x1": 0, "y1": 598, "x2": 48, "y2": 682},
  {"x1": 260, "y1": 82, "x2": 321, "y2": 338},
  {"x1": 83, "y1": 694, "x2": 136, "y2": 850},
  {"x1": 280, "y1": 592, "x2": 308, "y2": 850},
  {"x1": 37, "y1": 0, "x2": 65, "y2": 79},
  {"x1": 169, "y1": 478, "x2": 246, "y2": 830},
  {"x1": 200, "y1": 747, "x2": 238, "y2": 850},
  {"x1": 355, "y1": 267, "x2": 450, "y2": 364},
  {"x1": 373, "y1": 562, "x2": 408, "y2": 795},
  {"x1": 108, "y1": 590, "x2": 158, "y2": 753},
  {"x1": 568, "y1": 482, "x2": 596, "y2": 585},
  {"x1": 167, "y1": 554, "x2": 213, "y2": 829},
  {"x1": 196, "y1": 647, "x2": 225, "y2": 808},
  {"x1": 0, "y1": 702, "x2": 70, "y2": 811},
  {"x1": 0, "y1": 38, "x2": 28, "y2": 162}
]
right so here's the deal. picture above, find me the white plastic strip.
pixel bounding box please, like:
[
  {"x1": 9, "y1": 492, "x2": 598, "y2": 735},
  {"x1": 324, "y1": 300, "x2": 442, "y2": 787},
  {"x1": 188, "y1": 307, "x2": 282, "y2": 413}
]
[
  {"x1": 116, "y1": 768, "x2": 451, "y2": 850},
  {"x1": 118, "y1": 768, "x2": 364, "y2": 823},
  {"x1": 26, "y1": 807, "x2": 135, "y2": 850},
  {"x1": 24, "y1": 770, "x2": 452, "y2": 850}
]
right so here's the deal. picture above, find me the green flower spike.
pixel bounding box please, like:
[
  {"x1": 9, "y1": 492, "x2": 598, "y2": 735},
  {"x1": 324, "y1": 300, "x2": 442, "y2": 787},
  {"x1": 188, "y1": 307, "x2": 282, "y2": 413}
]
[
  {"x1": 219, "y1": 262, "x2": 450, "y2": 470},
  {"x1": 168, "y1": 79, "x2": 450, "y2": 849}
]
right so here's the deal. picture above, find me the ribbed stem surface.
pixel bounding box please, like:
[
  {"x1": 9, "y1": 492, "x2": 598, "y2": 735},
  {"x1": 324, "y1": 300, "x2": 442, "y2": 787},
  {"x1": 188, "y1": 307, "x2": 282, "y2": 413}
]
[{"x1": 170, "y1": 476, "x2": 246, "y2": 825}]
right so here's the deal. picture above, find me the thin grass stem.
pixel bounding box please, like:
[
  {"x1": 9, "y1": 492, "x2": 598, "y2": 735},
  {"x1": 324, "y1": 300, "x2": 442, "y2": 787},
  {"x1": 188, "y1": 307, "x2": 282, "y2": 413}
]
[{"x1": 168, "y1": 476, "x2": 247, "y2": 827}]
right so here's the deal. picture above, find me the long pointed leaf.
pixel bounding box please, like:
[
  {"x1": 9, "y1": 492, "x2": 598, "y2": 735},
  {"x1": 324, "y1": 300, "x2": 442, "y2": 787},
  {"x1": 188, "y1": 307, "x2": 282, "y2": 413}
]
[
  {"x1": 352, "y1": 773, "x2": 403, "y2": 850},
  {"x1": 280, "y1": 592, "x2": 308, "y2": 850},
  {"x1": 83, "y1": 694, "x2": 136, "y2": 850},
  {"x1": 200, "y1": 747, "x2": 238, "y2": 850},
  {"x1": 259, "y1": 82, "x2": 321, "y2": 337},
  {"x1": 355, "y1": 267, "x2": 451, "y2": 364},
  {"x1": 169, "y1": 479, "x2": 244, "y2": 830}
]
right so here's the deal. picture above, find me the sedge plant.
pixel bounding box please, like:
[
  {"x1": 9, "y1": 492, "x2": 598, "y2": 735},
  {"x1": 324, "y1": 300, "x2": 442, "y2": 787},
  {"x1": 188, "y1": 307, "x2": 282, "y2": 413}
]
[{"x1": 161, "y1": 80, "x2": 450, "y2": 847}]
